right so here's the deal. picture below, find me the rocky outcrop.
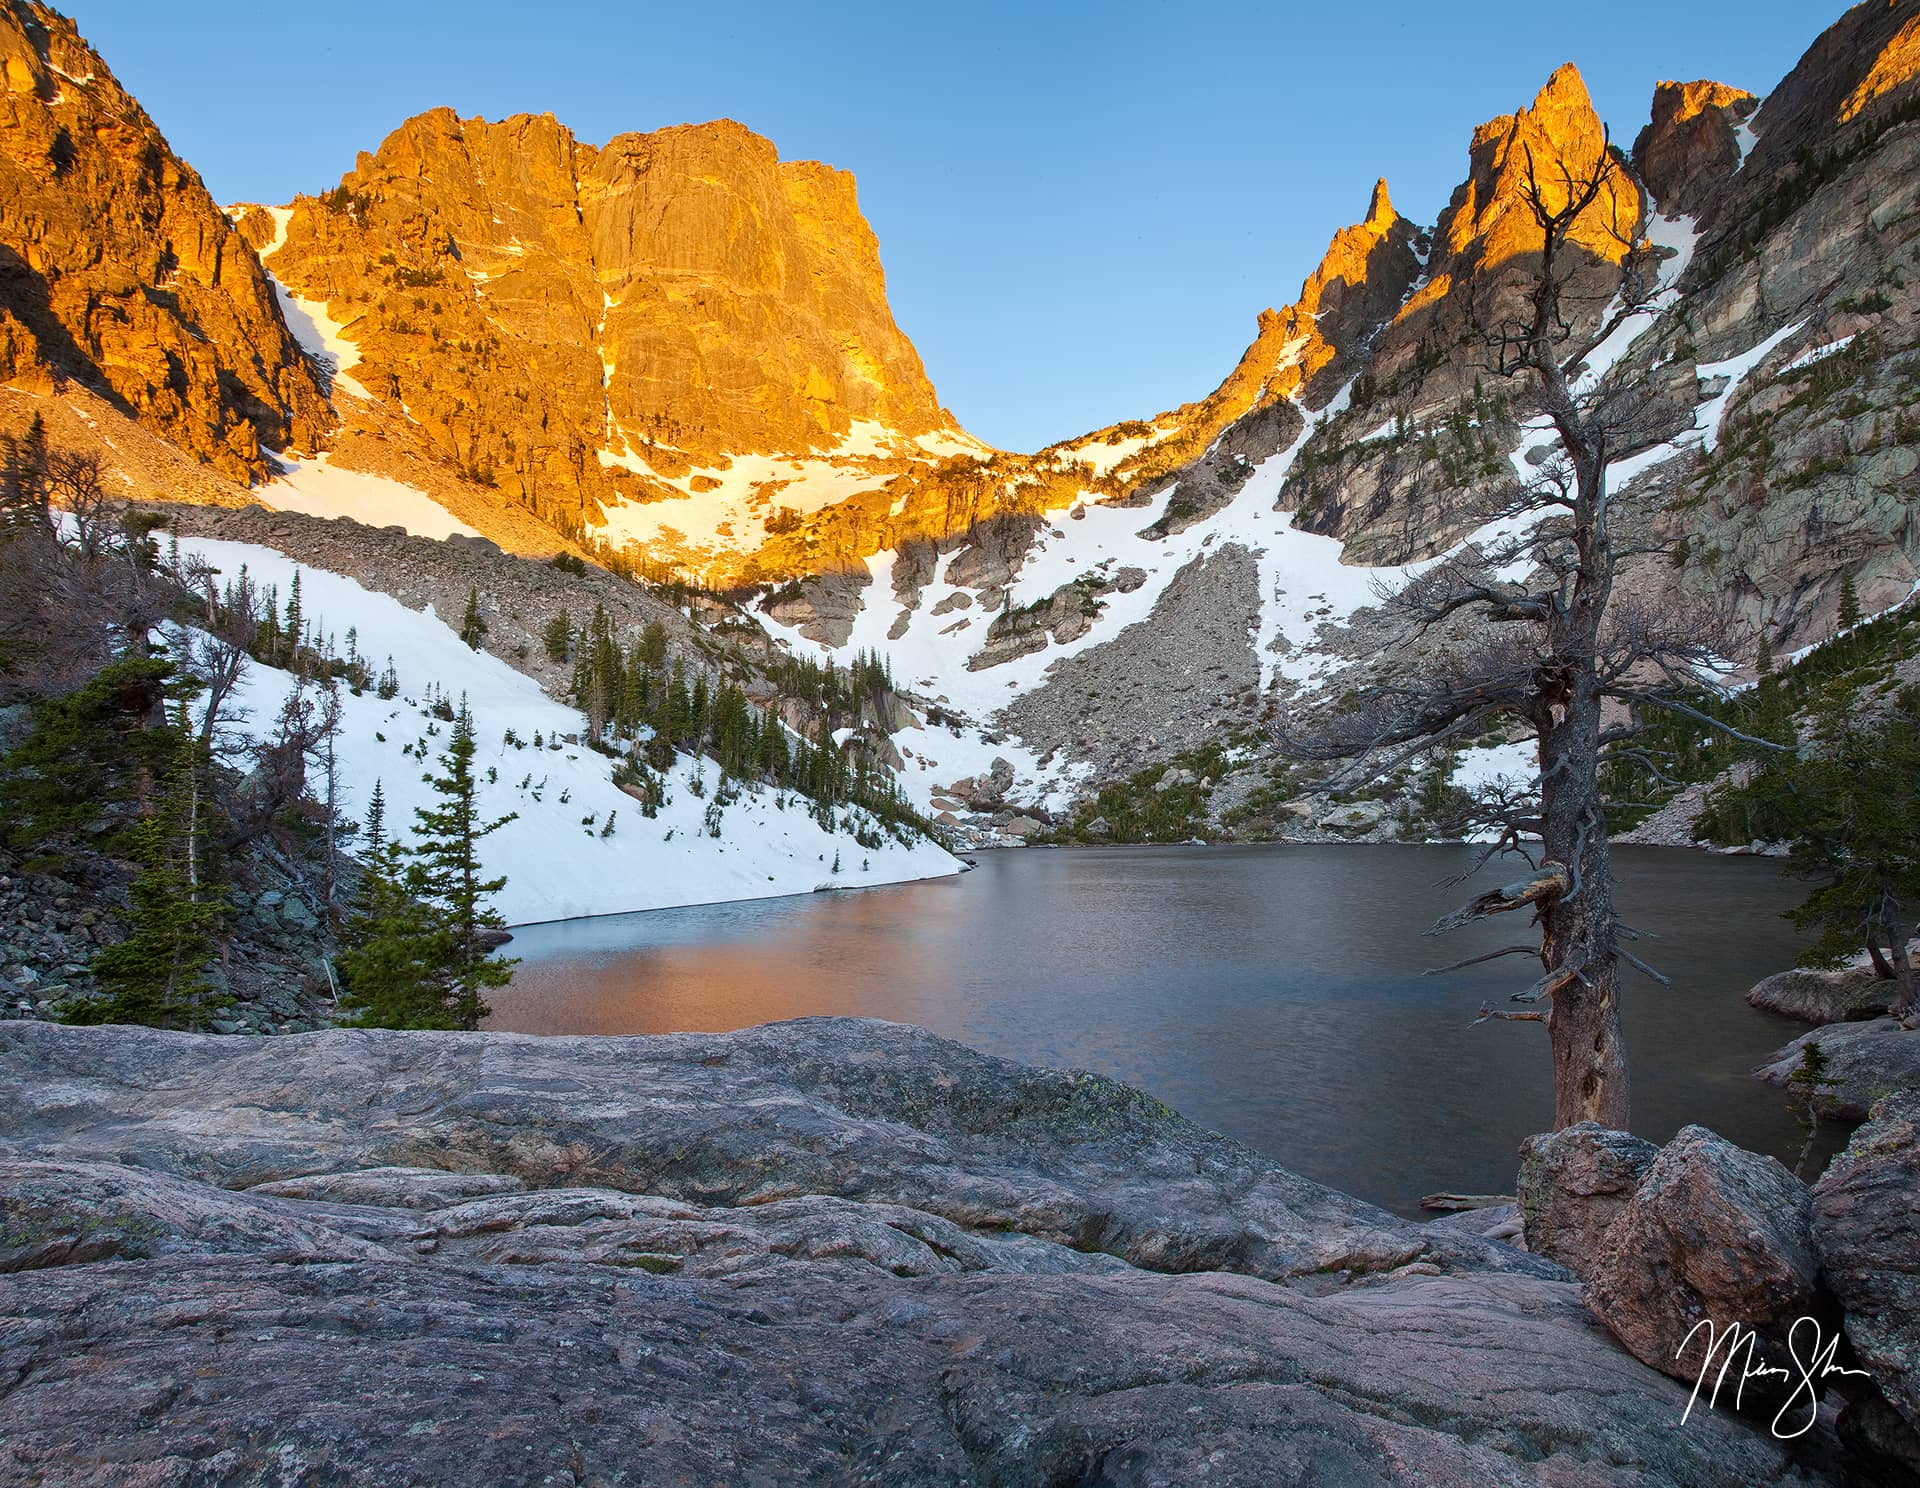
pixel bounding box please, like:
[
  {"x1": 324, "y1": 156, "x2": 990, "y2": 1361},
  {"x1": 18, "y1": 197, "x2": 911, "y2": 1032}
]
[
  {"x1": 0, "y1": 1018, "x2": 1536, "y2": 1282},
  {"x1": 1730, "y1": 0, "x2": 1920, "y2": 194},
  {"x1": 1583, "y1": 1126, "x2": 1828, "y2": 1417},
  {"x1": 1633, "y1": 80, "x2": 1757, "y2": 216},
  {"x1": 1755, "y1": 1017, "x2": 1920, "y2": 1121},
  {"x1": 1813, "y1": 1091, "x2": 1920, "y2": 1456},
  {"x1": 0, "y1": 1019, "x2": 1833, "y2": 1486},
  {"x1": 1321, "y1": 799, "x2": 1388, "y2": 837},
  {"x1": 1747, "y1": 964, "x2": 1907, "y2": 1024},
  {"x1": 996, "y1": 545, "x2": 1262, "y2": 781},
  {"x1": 0, "y1": 2, "x2": 325, "y2": 479},
  {"x1": 1516, "y1": 1122, "x2": 1659, "y2": 1279},
  {"x1": 762, "y1": 565, "x2": 872, "y2": 646},
  {"x1": 945, "y1": 757, "x2": 1014, "y2": 811}
]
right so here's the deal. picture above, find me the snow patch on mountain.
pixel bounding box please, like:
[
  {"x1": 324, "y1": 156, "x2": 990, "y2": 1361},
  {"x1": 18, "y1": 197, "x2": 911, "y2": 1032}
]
[
  {"x1": 265, "y1": 280, "x2": 370, "y2": 402},
  {"x1": 233, "y1": 204, "x2": 373, "y2": 403},
  {"x1": 594, "y1": 419, "x2": 939, "y2": 565},
  {"x1": 259, "y1": 451, "x2": 480, "y2": 542},
  {"x1": 1453, "y1": 738, "x2": 1538, "y2": 793},
  {"x1": 1781, "y1": 335, "x2": 1856, "y2": 373},
  {"x1": 1573, "y1": 212, "x2": 1699, "y2": 396},
  {"x1": 757, "y1": 372, "x2": 1539, "y2": 724},
  {"x1": 1697, "y1": 320, "x2": 1809, "y2": 453},
  {"x1": 173, "y1": 537, "x2": 960, "y2": 925}
]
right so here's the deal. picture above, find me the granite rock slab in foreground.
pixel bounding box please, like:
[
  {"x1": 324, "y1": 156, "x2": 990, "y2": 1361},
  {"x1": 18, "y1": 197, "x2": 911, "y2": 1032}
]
[{"x1": 0, "y1": 1019, "x2": 1829, "y2": 1485}]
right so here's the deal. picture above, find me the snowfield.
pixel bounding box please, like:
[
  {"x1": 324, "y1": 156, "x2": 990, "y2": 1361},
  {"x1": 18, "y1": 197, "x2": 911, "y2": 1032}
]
[
  {"x1": 258, "y1": 451, "x2": 480, "y2": 542},
  {"x1": 242, "y1": 205, "x2": 373, "y2": 403},
  {"x1": 593, "y1": 420, "x2": 989, "y2": 568},
  {"x1": 175, "y1": 538, "x2": 960, "y2": 925}
]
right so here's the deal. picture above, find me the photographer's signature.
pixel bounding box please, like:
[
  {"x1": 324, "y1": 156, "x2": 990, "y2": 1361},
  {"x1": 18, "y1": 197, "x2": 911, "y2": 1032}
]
[{"x1": 1679, "y1": 1317, "x2": 1871, "y2": 1438}]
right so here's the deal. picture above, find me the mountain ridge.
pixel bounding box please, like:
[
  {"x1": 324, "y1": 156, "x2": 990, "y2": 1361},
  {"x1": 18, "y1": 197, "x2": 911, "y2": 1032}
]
[{"x1": 2, "y1": 0, "x2": 1917, "y2": 838}]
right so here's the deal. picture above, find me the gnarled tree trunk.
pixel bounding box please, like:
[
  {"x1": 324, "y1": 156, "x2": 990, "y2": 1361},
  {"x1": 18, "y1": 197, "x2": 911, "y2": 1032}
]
[{"x1": 1535, "y1": 666, "x2": 1627, "y2": 1127}]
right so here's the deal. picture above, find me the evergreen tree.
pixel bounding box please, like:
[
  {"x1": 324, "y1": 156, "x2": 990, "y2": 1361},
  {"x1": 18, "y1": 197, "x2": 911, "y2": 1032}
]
[
  {"x1": 71, "y1": 699, "x2": 222, "y2": 1027},
  {"x1": 638, "y1": 621, "x2": 669, "y2": 674},
  {"x1": 690, "y1": 671, "x2": 710, "y2": 751},
  {"x1": 1755, "y1": 632, "x2": 1775, "y2": 678},
  {"x1": 459, "y1": 586, "x2": 488, "y2": 651},
  {"x1": 406, "y1": 699, "x2": 518, "y2": 1028},
  {"x1": 0, "y1": 656, "x2": 174, "y2": 868},
  {"x1": 1837, "y1": 568, "x2": 1862, "y2": 631},
  {"x1": 1711, "y1": 681, "x2": 1920, "y2": 1015},
  {"x1": 0, "y1": 413, "x2": 50, "y2": 533},
  {"x1": 542, "y1": 608, "x2": 572, "y2": 663},
  {"x1": 283, "y1": 570, "x2": 304, "y2": 661},
  {"x1": 336, "y1": 781, "x2": 446, "y2": 1028},
  {"x1": 260, "y1": 582, "x2": 280, "y2": 666}
]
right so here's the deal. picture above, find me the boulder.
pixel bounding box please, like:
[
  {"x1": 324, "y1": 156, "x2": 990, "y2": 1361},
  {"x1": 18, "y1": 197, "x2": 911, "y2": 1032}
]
[
  {"x1": 1322, "y1": 799, "x2": 1386, "y2": 836},
  {"x1": 1746, "y1": 964, "x2": 1904, "y2": 1024},
  {"x1": 1755, "y1": 1018, "x2": 1920, "y2": 1120},
  {"x1": 1583, "y1": 1126, "x2": 1828, "y2": 1420},
  {"x1": 1836, "y1": 1384, "x2": 1920, "y2": 1480},
  {"x1": 1813, "y1": 1092, "x2": 1920, "y2": 1441},
  {"x1": 1516, "y1": 1122, "x2": 1659, "y2": 1278},
  {"x1": 1003, "y1": 816, "x2": 1043, "y2": 839},
  {"x1": 969, "y1": 757, "x2": 1015, "y2": 808},
  {"x1": 1423, "y1": 1203, "x2": 1525, "y2": 1246}
]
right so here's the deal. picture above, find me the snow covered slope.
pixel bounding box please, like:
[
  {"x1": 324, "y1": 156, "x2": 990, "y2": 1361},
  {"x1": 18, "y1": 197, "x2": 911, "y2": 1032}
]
[
  {"x1": 593, "y1": 419, "x2": 992, "y2": 572},
  {"x1": 258, "y1": 452, "x2": 480, "y2": 542},
  {"x1": 175, "y1": 538, "x2": 960, "y2": 925},
  {"x1": 754, "y1": 383, "x2": 1549, "y2": 802}
]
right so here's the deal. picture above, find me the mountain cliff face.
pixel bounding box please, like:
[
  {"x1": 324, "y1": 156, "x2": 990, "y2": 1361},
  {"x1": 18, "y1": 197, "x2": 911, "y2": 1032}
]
[
  {"x1": 0, "y1": 1, "x2": 325, "y2": 480},
  {"x1": 240, "y1": 109, "x2": 964, "y2": 559}
]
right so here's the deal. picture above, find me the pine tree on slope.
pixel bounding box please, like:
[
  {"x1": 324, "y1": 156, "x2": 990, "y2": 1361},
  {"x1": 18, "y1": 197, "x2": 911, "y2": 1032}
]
[
  {"x1": 406, "y1": 698, "x2": 517, "y2": 1029},
  {"x1": 460, "y1": 586, "x2": 488, "y2": 652},
  {"x1": 73, "y1": 698, "x2": 223, "y2": 1027},
  {"x1": 336, "y1": 780, "x2": 444, "y2": 1029}
]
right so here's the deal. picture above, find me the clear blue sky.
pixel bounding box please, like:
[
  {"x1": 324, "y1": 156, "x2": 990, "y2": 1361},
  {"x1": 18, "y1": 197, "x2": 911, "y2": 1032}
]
[{"x1": 67, "y1": 0, "x2": 1843, "y2": 450}]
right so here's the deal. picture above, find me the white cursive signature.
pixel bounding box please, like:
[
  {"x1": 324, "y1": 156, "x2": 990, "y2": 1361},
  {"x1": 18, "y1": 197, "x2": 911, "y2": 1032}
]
[{"x1": 1678, "y1": 1316, "x2": 1873, "y2": 1438}]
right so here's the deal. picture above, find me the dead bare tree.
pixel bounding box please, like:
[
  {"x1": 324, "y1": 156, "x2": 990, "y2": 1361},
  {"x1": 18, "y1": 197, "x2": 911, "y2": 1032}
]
[
  {"x1": 1280, "y1": 132, "x2": 1770, "y2": 1129},
  {"x1": 46, "y1": 449, "x2": 119, "y2": 564},
  {"x1": 1, "y1": 424, "x2": 173, "y2": 698},
  {"x1": 225, "y1": 680, "x2": 330, "y2": 851}
]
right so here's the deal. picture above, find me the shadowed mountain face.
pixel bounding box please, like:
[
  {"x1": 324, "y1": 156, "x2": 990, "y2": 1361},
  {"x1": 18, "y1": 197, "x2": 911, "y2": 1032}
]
[{"x1": 0, "y1": 1, "x2": 327, "y2": 481}]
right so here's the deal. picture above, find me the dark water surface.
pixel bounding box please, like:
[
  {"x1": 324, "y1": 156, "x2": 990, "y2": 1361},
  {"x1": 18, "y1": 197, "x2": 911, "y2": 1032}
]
[{"x1": 486, "y1": 844, "x2": 1833, "y2": 1214}]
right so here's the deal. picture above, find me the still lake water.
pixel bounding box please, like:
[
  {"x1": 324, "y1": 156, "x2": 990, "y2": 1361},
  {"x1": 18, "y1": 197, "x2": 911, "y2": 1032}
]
[{"x1": 486, "y1": 844, "x2": 1832, "y2": 1214}]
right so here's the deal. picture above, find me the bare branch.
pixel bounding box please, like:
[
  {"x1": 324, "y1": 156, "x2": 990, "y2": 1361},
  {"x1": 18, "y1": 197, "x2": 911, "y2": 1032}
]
[
  {"x1": 1620, "y1": 949, "x2": 1671, "y2": 986},
  {"x1": 1474, "y1": 1005, "x2": 1550, "y2": 1026},
  {"x1": 1423, "y1": 944, "x2": 1541, "y2": 976},
  {"x1": 1511, "y1": 963, "x2": 1584, "y2": 1003},
  {"x1": 1427, "y1": 862, "x2": 1571, "y2": 935}
]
